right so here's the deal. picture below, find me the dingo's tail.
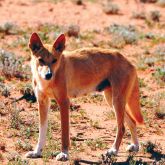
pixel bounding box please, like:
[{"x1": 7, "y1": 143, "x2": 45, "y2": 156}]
[{"x1": 126, "y1": 75, "x2": 144, "y2": 125}]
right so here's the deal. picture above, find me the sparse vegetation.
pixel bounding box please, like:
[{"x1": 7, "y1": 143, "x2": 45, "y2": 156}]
[
  {"x1": 154, "y1": 43, "x2": 165, "y2": 57},
  {"x1": 9, "y1": 103, "x2": 22, "y2": 129},
  {"x1": 125, "y1": 153, "x2": 147, "y2": 165},
  {"x1": 0, "y1": 22, "x2": 22, "y2": 35},
  {"x1": 136, "y1": 56, "x2": 148, "y2": 70},
  {"x1": 72, "y1": 93, "x2": 104, "y2": 104},
  {"x1": 104, "y1": 110, "x2": 115, "y2": 120},
  {"x1": 7, "y1": 152, "x2": 29, "y2": 165},
  {"x1": 139, "y1": 78, "x2": 146, "y2": 88},
  {"x1": 101, "y1": 154, "x2": 117, "y2": 164},
  {"x1": 0, "y1": 102, "x2": 7, "y2": 116},
  {"x1": 15, "y1": 139, "x2": 32, "y2": 152},
  {"x1": 85, "y1": 138, "x2": 107, "y2": 150},
  {"x1": 90, "y1": 119, "x2": 101, "y2": 129},
  {"x1": 0, "y1": 49, "x2": 30, "y2": 80},
  {"x1": 109, "y1": 34, "x2": 126, "y2": 48},
  {"x1": 107, "y1": 24, "x2": 139, "y2": 46},
  {"x1": 11, "y1": 34, "x2": 29, "y2": 52},
  {"x1": 152, "y1": 66, "x2": 165, "y2": 85},
  {"x1": 42, "y1": 123, "x2": 61, "y2": 162},
  {"x1": 0, "y1": 152, "x2": 3, "y2": 161},
  {"x1": 0, "y1": 82, "x2": 10, "y2": 97},
  {"x1": 71, "y1": 139, "x2": 85, "y2": 152},
  {"x1": 80, "y1": 31, "x2": 95, "y2": 42},
  {"x1": 37, "y1": 23, "x2": 62, "y2": 42}
]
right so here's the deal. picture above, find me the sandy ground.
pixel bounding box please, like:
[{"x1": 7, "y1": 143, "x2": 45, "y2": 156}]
[{"x1": 0, "y1": 0, "x2": 165, "y2": 164}]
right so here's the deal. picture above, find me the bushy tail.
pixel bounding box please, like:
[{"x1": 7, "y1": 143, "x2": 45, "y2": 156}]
[{"x1": 126, "y1": 75, "x2": 144, "y2": 125}]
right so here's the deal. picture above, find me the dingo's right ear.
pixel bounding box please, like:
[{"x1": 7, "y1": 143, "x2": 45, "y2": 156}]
[
  {"x1": 29, "y1": 33, "x2": 43, "y2": 52},
  {"x1": 53, "y1": 34, "x2": 65, "y2": 53}
]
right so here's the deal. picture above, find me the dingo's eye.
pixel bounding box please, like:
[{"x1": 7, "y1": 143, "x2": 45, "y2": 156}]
[
  {"x1": 39, "y1": 58, "x2": 45, "y2": 65},
  {"x1": 52, "y1": 59, "x2": 57, "y2": 64}
]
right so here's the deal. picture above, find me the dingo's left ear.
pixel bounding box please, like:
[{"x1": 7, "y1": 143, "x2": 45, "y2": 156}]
[
  {"x1": 29, "y1": 33, "x2": 43, "y2": 52},
  {"x1": 53, "y1": 34, "x2": 65, "y2": 53}
]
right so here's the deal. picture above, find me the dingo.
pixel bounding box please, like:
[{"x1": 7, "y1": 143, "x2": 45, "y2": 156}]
[{"x1": 25, "y1": 33, "x2": 144, "y2": 161}]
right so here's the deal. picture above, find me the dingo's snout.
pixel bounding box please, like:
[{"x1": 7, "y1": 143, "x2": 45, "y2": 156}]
[{"x1": 45, "y1": 72, "x2": 52, "y2": 80}]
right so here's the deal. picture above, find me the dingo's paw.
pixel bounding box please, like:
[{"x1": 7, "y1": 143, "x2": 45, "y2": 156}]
[
  {"x1": 25, "y1": 151, "x2": 41, "y2": 158},
  {"x1": 56, "y1": 152, "x2": 69, "y2": 161},
  {"x1": 126, "y1": 144, "x2": 139, "y2": 152},
  {"x1": 106, "y1": 147, "x2": 118, "y2": 156}
]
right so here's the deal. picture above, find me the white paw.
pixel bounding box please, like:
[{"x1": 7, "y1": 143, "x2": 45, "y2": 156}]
[
  {"x1": 106, "y1": 147, "x2": 118, "y2": 156},
  {"x1": 56, "y1": 152, "x2": 69, "y2": 161},
  {"x1": 126, "y1": 144, "x2": 139, "y2": 152},
  {"x1": 25, "y1": 151, "x2": 41, "y2": 158}
]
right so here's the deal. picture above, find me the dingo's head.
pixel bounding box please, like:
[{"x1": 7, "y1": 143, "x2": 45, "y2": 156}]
[{"x1": 29, "y1": 33, "x2": 65, "y2": 80}]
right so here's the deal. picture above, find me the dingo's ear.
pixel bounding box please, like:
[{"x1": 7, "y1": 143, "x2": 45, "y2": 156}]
[
  {"x1": 53, "y1": 34, "x2": 65, "y2": 53},
  {"x1": 29, "y1": 33, "x2": 43, "y2": 52}
]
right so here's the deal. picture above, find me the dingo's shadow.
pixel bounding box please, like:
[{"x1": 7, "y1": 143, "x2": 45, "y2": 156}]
[
  {"x1": 149, "y1": 150, "x2": 165, "y2": 162},
  {"x1": 73, "y1": 152, "x2": 165, "y2": 165}
]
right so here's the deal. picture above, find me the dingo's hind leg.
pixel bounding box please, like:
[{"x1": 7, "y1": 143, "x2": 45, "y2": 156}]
[
  {"x1": 124, "y1": 76, "x2": 143, "y2": 152},
  {"x1": 125, "y1": 112, "x2": 139, "y2": 152},
  {"x1": 107, "y1": 96, "x2": 125, "y2": 155},
  {"x1": 106, "y1": 82, "x2": 126, "y2": 156}
]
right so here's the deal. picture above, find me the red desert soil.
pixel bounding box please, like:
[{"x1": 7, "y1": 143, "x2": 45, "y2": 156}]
[{"x1": 0, "y1": 0, "x2": 165, "y2": 164}]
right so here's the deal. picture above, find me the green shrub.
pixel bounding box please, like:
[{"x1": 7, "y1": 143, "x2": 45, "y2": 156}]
[
  {"x1": 0, "y1": 49, "x2": 30, "y2": 80},
  {"x1": 85, "y1": 138, "x2": 107, "y2": 150},
  {"x1": 0, "y1": 82, "x2": 10, "y2": 97},
  {"x1": 0, "y1": 22, "x2": 22, "y2": 35},
  {"x1": 9, "y1": 103, "x2": 22, "y2": 129},
  {"x1": 152, "y1": 66, "x2": 165, "y2": 84},
  {"x1": 7, "y1": 151, "x2": 29, "y2": 165},
  {"x1": 107, "y1": 24, "x2": 139, "y2": 44},
  {"x1": 15, "y1": 139, "x2": 32, "y2": 152},
  {"x1": 154, "y1": 44, "x2": 165, "y2": 60}
]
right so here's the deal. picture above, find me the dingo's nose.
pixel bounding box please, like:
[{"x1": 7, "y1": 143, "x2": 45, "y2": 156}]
[{"x1": 45, "y1": 73, "x2": 52, "y2": 80}]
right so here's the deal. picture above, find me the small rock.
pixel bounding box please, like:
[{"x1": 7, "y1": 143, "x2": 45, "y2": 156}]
[
  {"x1": 103, "y1": 3, "x2": 119, "y2": 15},
  {"x1": 0, "y1": 143, "x2": 5, "y2": 151},
  {"x1": 132, "y1": 11, "x2": 146, "y2": 19},
  {"x1": 150, "y1": 10, "x2": 160, "y2": 22},
  {"x1": 66, "y1": 24, "x2": 80, "y2": 37},
  {"x1": 73, "y1": 0, "x2": 83, "y2": 5}
]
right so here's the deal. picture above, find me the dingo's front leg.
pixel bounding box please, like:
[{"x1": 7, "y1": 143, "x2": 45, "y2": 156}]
[
  {"x1": 56, "y1": 98, "x2": 70, "y2": 161},
  {"x1": 26, "y1": 92, "x2": 50, "y2": 158}
]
